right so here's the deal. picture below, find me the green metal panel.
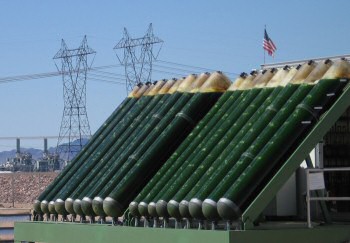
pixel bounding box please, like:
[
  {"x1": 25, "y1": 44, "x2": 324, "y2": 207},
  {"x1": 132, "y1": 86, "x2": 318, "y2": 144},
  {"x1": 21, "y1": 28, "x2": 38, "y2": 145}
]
[
  {"x1": 242, "y1": 79, "x2": 350, "y2": 229},
  {"x1": 14, "y1": 222, "x2": 350, "y2": 243},
  {"x1": 14, "y1": 222, "x2": 228, "y2": 243}
]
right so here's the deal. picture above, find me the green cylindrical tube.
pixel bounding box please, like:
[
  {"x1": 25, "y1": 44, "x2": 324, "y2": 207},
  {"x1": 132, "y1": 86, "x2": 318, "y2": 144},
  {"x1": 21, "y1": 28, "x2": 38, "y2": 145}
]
[
  {"x1": 128, "y1": 91, "x2": 238, "y2": 217},
  {"x1": 36, "y1": 96, "x2": 131, "y2": 198},
  {"x1": 235, "y1": 79, "x2": 348, "y2": 209},
  {"x1": 81, "y1": 91, "x2": 189, "y2": 213},
  {"x1": 36, "y1": 96, "x2": 139, "y2": 214},
  {"x1": 52, "y1": 94, "x2": 154, "y2": 215},
  {"x1": 75, "y1": 78, "x2": 187, "y2": 216},
  {"x1": 103, "y1": 91, "x2": 223, "y2": 217},
  {"x1": 148, "y1": 89, "x2": 257, "y2": 218},
  {"x1": 182, "y1": 87, "x2": 282, "y2": 219},
  {"x1": 80, "y1": 91, "x2": 192, "y2": 215},
  {"x1": 65, "y1": 93, "x2": 168, "y2": 215},
  {"x1": 104, "y1": 72, "x2": 230, "y2": 216},
  {"x1": 133, "y1": 90, "x2": 243, "y2": 217},
  {"x1": 174, "y1": 87, "x2": 282, "y2": 218},
  {"x1": 217, "y1": 79, "x2": 348, "y2": 220},
  {"x1": 81, "y1": 91, "x2": 176, "y2": 216},
  {"x1": 201, "y1": 84, "x2": 313, "y2": 220},
  {"x1": 166, "y1": 88, "x2": 273, "y2": 219}
]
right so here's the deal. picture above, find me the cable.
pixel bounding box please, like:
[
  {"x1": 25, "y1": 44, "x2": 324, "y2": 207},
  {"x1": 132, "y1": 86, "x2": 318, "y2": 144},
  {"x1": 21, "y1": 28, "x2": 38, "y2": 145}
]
[
  {"x1": 157, "y1": 59, "x2": 239, "y2": 76},
  {"x1": 89, "y1": 78, "x2": 125, "y2": 85},
  {"x1": 90, "y1": 69, "x2": 125, "y2": 78},
  {"x1": 88, "y1": 73, "x2": 126, "y2": 82},
  {"x1": 0, "y1": 61, "x2": 237, "y2": 85},
  {"x1": 153, "y1": 64, "x2": 203, "y2": 75}
]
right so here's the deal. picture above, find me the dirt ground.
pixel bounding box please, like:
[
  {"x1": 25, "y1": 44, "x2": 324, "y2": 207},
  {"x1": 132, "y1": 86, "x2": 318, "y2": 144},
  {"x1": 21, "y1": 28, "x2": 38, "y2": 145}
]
[{"x1": 0, "y1": 172, "x2": 58, "y2": 208}]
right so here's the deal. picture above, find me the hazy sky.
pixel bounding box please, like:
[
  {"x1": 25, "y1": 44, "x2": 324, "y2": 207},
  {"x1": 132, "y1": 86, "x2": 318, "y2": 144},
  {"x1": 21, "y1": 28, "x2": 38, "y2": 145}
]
[{"x1": 0, "y1": 0, "x2": 349, "y2": 150}]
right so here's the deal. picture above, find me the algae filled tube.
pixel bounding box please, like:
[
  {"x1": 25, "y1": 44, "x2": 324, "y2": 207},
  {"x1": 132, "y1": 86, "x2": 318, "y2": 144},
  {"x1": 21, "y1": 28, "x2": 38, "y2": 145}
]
[
  {"x1": 144, "y1": 89, "x2": 249, "y2": 217},
  {"x1": 78, "y1": 89, "x2": 180, "y2": 216},
  {"x1": 64, "y1": 84, "x2": 172, "y2": 216},
  {"x1": 34, "y1": 84, "x2": 145, "y2": 214},
  {"x1": 162, "y1": 88, "x2": 269, "y2": 219},
  {"x1": 119, "y1": 74, "x2": 212, "y2": 217},
  {"x1": 35, "y1": 97, "x2": 134, "y2": 207},
  {"x1": 165, "y1": 69, "x2": 288, "y2": 218},
  {"x1": 39, "y1": 84, "x2": 146, "y2": 206},
  {"x1": 82, "y1": 95, "x2": 170, "y2": 216},
  {"x1": 65, "y1": 80, "x2": 177, "y2": 216},
  {"x1": 51, "y1": 88, "x2": 156, "y2": 215},
  {"x1": 104, "y1": 91, "x2": 223, "y2": 218},
  {"x1": 83, "y1": 75, "x2": 199, "y2": 216},
  {"x1": 200, "y1": 83, "x2": 314, "y2": 220},
  {"x1": 103, "y1": 72, "x2": 231, "y2": 217},
  {"x1": 75, "y1": 91, "x2": 176, "y2": 217},
  {"x1": 92, "y1": 91, "x2": 196, "y2": 216},
  {"x1": 191, "y1": 83, "x2": 306, "y2": 219},
  {"x1": 87, "y1": 92, "x2": 192, "y2": 216},
  {"x1": 217, "y1": 78, "x2": 348, "y2": 221},
  {"x1": 166, "y1": 88, "x2": 274, "y2": 219},
  {"x1": 47, "y1": 93, "x2": 148, "y2": 215},
  {"x1": 147, "y1": 89, "x2": 258, "y2": 218},
  {"x1": 237, "y1": 79, "x2": 348, "y2": 212},
  {"x1": 139, "y1": 75, "x2": 258, "y2": 218},
  {"x1": 128, "y1": 90, "x2": 237, "y2": 217},
  {"x1": 181, "y1": 86, "x2": 283, "y2": 219},
  {"x1": 133, "y1": 90, "x2": 243, "y2": 218}
]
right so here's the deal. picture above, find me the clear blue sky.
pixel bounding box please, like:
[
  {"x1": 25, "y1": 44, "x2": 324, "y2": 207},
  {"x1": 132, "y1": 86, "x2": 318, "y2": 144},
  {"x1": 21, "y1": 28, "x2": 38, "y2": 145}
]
[{"x1": 0, "y1": 0, "x2": 349, "y2": 151}]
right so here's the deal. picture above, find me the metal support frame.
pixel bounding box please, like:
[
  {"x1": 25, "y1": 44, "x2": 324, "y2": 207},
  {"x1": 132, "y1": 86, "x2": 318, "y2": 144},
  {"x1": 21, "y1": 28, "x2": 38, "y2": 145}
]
[
  {"x1": 315, "y1": 142, "x2": 324, "y2": 168},
  {"x1": 304, "y1": 155, "x2": 332, "y2": 224},
  {"x1": 242, "y1": 79, "x2": 350, "y2": 230},
  {"x1": 261, "y1": 54, "x2": 350, "y2": 69},
  {"x1": 306, "y1": 167, "x2": 350, "y2": 228}
]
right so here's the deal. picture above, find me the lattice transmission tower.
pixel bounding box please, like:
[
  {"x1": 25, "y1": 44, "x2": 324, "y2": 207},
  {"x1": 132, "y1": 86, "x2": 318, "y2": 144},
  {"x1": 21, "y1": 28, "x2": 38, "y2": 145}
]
[
  {"x1": 114, "y1": 23, "x2": 163, "y2": 93},
  {"x1": 54, "y1": 36, "x2": 96, "y2": 162}
]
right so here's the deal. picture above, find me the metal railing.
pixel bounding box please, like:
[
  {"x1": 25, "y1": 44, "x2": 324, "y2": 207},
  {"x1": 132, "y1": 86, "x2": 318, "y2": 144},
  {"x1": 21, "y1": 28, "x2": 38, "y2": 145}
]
[
  {"x1": 306, "y1": 167, "x2": 350, "y2": 228},
  {"x1": 261, "y1": 54, "x2": 350, "y2": 69}
]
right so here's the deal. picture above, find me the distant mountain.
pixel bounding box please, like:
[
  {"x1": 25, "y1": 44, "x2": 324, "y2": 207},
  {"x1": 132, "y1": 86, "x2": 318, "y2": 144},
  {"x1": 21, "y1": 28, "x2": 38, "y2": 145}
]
[{"x1": 0, "y1": 138, "x2": 89, "y2": 164}]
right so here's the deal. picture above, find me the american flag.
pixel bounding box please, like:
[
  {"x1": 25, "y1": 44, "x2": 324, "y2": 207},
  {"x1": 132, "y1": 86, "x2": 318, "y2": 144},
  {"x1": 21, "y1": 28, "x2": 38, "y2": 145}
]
[{"x1": 263, "y1": 29, "x2": 277, "y2": 57}]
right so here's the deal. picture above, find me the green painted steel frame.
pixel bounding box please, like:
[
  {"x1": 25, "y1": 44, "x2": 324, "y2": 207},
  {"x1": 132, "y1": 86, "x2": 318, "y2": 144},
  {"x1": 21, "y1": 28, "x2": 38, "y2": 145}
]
[
  {"x1": 14, "y1": 222, "x2": 350, "y2": 243},
  {"x1": 242, "y1": 79, "x2": 350, "y2": 230}
]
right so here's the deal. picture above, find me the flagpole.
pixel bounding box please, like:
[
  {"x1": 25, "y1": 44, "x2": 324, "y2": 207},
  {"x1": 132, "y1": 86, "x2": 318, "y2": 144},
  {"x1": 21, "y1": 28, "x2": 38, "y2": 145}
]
[
  {"x1": 264, "y1": 48, "x2": 266, "y2": 65},
  {"x1": 264, "y1": 25, "x2": 266, "y2": 64}
]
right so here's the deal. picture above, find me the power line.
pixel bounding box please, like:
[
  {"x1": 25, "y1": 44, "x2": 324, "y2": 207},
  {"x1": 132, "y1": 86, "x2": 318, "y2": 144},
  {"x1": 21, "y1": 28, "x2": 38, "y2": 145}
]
[
  {"x1": 153, "y1": 64, "x2": 203, "y2": 74},
  {"x1": 0, "y1": 67, "x2": 125, "y2": 85},
  {"x1": 0, "y1": 61, "x2": 238, "y2": 85},
  {"x1": 0, "y1": 136, "x2": 91, "y2": 140},
  {"x1": 89, "y1": 78, "x2": 125, "y2": 85},
  {"x1": 90, "y1": 69, "x2": 125, "y2": 78},
  {"x1": 156, "y1": 59, "x2": 239, "y2": 76},
  {"x1": 88, "y1": 72, "x2": 126, "y2": 82}
]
